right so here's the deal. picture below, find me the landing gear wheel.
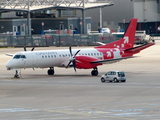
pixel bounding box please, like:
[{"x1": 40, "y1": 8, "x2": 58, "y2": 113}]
[
  {"x1": 14, "y1": 74, "x2": 19, "y2": 78},
  {"x1": 91, "y1": 70, "x2": 98, "y2": 76},
  {"x1": 101, "y1": 78, "x2": 105, "y2": 83},
  {"x1": 91, "y1": 67, "x2": 98, "y2": 76},
  {"x1": 47, "y1": 69, "x2": 54, "y2": 75}
]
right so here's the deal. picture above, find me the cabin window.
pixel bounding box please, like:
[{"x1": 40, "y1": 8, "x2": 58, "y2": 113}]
[
  {"x1": 54, "y1": 55, "x2": 56, "y2": 58},
  {"x1": 42, "y1": 56, "x2": 44, "y2": 58}
]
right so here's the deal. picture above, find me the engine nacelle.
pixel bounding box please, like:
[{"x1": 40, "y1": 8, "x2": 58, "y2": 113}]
[{"x1": 75, "y1": 56, "x2": 102, "y2": 69}]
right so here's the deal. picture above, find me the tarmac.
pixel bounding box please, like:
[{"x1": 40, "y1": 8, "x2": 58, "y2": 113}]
[{"x1": 0, "y1": 41, "x2": 160, "y2": 120}]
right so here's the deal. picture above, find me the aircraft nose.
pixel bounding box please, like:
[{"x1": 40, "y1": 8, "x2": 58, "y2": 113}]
[{"x1": 6, "y1": 61, "x2": 12, "y2": 70}]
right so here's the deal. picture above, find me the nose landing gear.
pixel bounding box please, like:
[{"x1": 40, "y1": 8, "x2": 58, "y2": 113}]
[{"x1": 14, "y1": 70, "x2": 19, "y2": 78}]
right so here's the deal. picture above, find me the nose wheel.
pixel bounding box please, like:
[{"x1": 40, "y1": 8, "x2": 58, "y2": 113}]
[
  {"x1": 14, "y1": 70, "x2": 19, "y2": 78},
  {"x1": 47, "y1": 67, "x2": 54, "y2": 75},
  {"x1": 91, "y1": 67, "x2": 98, "y2": 76}
]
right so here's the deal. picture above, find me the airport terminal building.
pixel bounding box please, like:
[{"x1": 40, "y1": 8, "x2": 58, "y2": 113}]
[
  {"x1": 0, "y1": 0, "x2": 160, "y2": 34},
  {"x1": 82, "y1": 0, "x2": 160, "y2": 34}
]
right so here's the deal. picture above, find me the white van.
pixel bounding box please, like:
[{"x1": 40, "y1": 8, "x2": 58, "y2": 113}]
[
  {"x1": 101, "y1": 28, "x2": 110, "y2": 33},
  {"x1": 101, "y1": 71, "x2": 126, "y2": 83}
]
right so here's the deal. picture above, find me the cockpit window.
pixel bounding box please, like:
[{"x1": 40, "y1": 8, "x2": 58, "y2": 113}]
[
  {"x1": 21, "y1": 55, "x2": 26, "y2": 59},
  {"x1": 13, "y1": 55, "x2": 21, "y2": 59},
  {"x1": 13, "y1": 55, "x2": 26, "y2": 59}
]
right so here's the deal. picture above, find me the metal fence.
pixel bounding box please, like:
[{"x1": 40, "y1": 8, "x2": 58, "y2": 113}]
[{"x1": 0, "y1": 33, "x2": 117, "y2": 47}]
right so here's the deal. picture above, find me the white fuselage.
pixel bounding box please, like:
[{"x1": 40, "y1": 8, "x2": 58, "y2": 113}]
[{"x1": 6, "y1": 48, "x2": 105, "y2": 69}]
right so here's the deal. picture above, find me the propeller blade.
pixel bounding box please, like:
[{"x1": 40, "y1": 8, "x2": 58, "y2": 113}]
[
  {"x1": 31, "y1": 47, "x2": 35, "y2": 51},
  {"x1": 24, "y1": 46, "x2": 27, "y2": 51},
  {"x1": 66, "y1": 61, "x2": 72, "y2": 68},
  {"x1": 73, "y1": 61, "x2": 76, "y2": 72},
  {"x1": 74, "y1": 50, "x2": 80, "y2": 57},
  {"x1": 69, "y1": 46, "x2": 73, "y2": 57}
]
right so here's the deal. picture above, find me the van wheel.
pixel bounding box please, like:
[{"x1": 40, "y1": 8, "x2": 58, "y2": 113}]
[
  {"x1": 101, "y1": 78, "x2": 105, "y2": 83},
  {"x1": 113, "y1": 78, "x2": 118, "y2": 83}
]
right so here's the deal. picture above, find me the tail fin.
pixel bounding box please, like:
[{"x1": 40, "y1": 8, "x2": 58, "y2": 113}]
[{"x1": 95, "y1": 18, "x2": 138, "y2": 49}]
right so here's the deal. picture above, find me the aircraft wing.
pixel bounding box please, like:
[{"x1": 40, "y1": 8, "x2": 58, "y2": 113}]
[
  {"x1": 90, "y1": 56, "x2": 133, "y2": 64},
  {"x1": 6, "y1": 53, "x2": 14, "y2": 57}
]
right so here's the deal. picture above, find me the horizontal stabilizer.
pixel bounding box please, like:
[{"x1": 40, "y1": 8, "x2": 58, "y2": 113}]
[
  {"x1": 91, "y1": 56, "x2": 133, "y2": 64},
  {"x1": 125, "y1": 43, "x2": 155, "y2": 53}
]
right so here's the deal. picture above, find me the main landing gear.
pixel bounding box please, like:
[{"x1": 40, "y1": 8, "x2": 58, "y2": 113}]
[
  {"x1": 14, "y1": 70, "x2": 19, "y2": 78},
  {"x1": 91, "y1": 67, "x2": 98, "y2": 76},
  {"x1": 47, "y1": 67, "x2": 54, "y2": 75}
]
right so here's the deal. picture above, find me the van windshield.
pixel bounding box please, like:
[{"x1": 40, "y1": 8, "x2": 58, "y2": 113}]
[{"x1": 118, "y1": 72, "x2": 125, "y2": 77}]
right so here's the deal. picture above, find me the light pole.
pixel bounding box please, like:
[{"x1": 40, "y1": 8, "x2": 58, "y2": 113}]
[
  {"x1": 100, "y1": 7, "x2": 102, "y2": 29},
  {"x1": 82, "y1": 0, "x2": 85, "y2": 34},
  {"x1": 28, "y1": 0, "x2": 31, "y2": 35}
]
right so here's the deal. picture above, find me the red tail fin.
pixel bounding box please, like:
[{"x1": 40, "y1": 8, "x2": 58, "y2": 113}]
[{"x1": 95, "y1": 18, "x2": 138, "y2": 49}]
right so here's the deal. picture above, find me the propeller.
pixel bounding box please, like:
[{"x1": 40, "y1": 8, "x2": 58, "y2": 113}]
[
  {"x1": 24, "y1": 46, "x2": 35, "y2": 51},
  {"x1": 66, "y1": 46, "x2": 80, "y2": 72}
]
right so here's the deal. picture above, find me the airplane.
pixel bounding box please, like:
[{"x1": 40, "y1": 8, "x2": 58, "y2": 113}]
[{"x1": 6, "y1": 18, "x2": 155, "y2": 78}]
